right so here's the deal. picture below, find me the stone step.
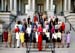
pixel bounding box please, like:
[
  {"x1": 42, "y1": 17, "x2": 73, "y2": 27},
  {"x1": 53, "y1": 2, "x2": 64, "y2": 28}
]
[
  {"x1": 0, "y1": 48, "x2": 75, "y2": 53},
  {"x1": 66, "y1": 15, "x2": 75, "y2": 29},
  {"x1": 0, "y1": 48, "x2": 26, "y2": 53}
]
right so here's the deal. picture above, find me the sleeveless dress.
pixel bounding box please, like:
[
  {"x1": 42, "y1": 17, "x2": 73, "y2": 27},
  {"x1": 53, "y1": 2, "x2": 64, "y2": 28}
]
[
  {"x1": 38, "y1": 34, "x2": 42, "y2": 51},
  {"x1": 8, "y1": 33, "x2": 12, "y2": 43},
  {"x1": 20, "y1": 32, "x2": 24, "y2": 43},
  {"x1": 3, "y1": 31, "x2": 8, "y2": 42}
]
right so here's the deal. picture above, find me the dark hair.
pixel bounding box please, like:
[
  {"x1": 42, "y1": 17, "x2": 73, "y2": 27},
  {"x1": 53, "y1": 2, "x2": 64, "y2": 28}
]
[
  {"x1": 17, "y1": 21, "x2": 21, "y2": 24},
  {"x1": 55, "y1": 18, "x2": 58, "y2": 22},
  {"x1": 66, "y1": 31, "x2": 70, "y2": 34},
  {"x1": 28, "y1": 18, "x2": 31, "y2": 21}
]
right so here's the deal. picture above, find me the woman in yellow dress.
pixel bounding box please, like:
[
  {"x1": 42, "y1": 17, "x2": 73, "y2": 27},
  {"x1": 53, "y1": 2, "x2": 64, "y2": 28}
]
[{"x1": 20, "y1": 32, "x2": 25, "y2": 47}]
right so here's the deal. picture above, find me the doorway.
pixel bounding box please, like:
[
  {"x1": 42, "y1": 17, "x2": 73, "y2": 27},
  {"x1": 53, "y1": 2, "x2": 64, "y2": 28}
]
[
  {"x1": 71, "y1": 0, "x2": 75, "y2": 13},
  {"x1": 37, "y1": 4, "x2": 44, "y2": 13}
]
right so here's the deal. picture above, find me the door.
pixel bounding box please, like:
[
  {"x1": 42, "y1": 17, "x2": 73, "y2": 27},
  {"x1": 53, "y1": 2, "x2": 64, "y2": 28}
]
[{"x1": 37, "y1": 4, "x2": 44, "y2": 13}]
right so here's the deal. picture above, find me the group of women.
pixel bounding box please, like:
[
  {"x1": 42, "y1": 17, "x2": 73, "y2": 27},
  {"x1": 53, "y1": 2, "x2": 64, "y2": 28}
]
[{"x1": 3, "y1": 13, "x2": 70, "y2": 51}]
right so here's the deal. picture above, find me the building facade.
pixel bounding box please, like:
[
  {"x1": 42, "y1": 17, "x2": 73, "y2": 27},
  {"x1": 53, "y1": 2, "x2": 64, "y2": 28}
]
[{"x1": 0, "y1": 0, "x2": 74, "y2": 27}]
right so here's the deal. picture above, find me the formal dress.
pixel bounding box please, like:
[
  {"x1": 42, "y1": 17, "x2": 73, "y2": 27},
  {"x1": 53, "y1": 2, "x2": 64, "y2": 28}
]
[{"x1": 38, "y1": 34, "x2": 42, "y2": 51}]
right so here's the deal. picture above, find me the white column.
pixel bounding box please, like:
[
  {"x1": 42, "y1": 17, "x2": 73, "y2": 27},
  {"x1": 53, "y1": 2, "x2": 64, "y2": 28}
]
[
  {"x1": 28, "y1": 0, "x2": 31, "y2": 11},
  {"x1": 50, "y1": 0, "x2": 53, "y2": 11},
  {"x1": 14, "y1": 0, "x2": 17, "y2": 11},
  {"x1": 49, "y1": 0, "x2": 54, "y2": 16},
  {"x1": 32, "y1": 0, "x2": 35, "y2": 12},
  {"x1": 10, "y1": 0, "x2": 12, "y2": 11},
  {"x1": 46, "y1": 0, "x2": 49, "y2": 11},
  {"x1": 1, "y1": 0, "x2": 3, "y2": 11},
  {"x1": 14, "y1": 0, "x2": 17, "y2": 15},
  {"x1": 64, "y1": 0, "x2": 67, "y2": 11},
  {"x1": 68, "y1": 0, "x2": 71, "y2": 12},
  {"x1": 5, "y1": 0, "x2": 7, "y2": 11},
  {"x1": 19, "y1": 0, "x2": 21, "y2": 11}
]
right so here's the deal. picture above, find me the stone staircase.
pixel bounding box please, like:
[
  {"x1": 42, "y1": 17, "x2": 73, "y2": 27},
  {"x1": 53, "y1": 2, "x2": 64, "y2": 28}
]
[
  {"x1": 56, "y1": 14, "x2": 75, "y2": 32},
  {"x1": 17, "y1": 15, "x2": 27, "y2": 21},
  {"x1": 0, "y1": 48, "x2": 75, "y2": 53},
  {"x1": 56, "y1": 16, "x2": 70, "y2": 32},
  {"x1": 65, "y1": 13, "x2": 75, "y2": 29},
  {"x1": 0, "y1": 14, "x2": 75, "y2": 53},
  {"x1": 0, "y1": 12, "x2": 11, "y2": 24}
]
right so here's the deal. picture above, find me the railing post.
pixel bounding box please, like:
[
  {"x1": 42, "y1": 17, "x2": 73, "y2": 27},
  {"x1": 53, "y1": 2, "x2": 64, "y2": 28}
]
[
  {"x1": 64, "y1": 16, "x2": 71, "y2": 31},
  {"x1": 64, "y1": 16, "x2": 66, "y2": 22},
  {"x1": 70, "y1": 24, "x2": 71, "y2": 31}
]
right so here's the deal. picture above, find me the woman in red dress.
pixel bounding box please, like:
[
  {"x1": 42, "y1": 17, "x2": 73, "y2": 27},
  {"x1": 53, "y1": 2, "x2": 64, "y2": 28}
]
[
  {"x1": 37, "y1": 24, "x2": 43, "y2": 51},
  {"x1": 3, "y1": 29, "x2": 8, "y2": 47}
]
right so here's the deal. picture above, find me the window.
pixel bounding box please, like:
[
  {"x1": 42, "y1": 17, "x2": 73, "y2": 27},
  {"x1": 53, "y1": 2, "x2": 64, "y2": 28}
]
[
  {"x1": 24, "y1": 4, "x2": 29, "y2": 14},
  {"x1": 12, "y1": 0, "x2": 14, "y2": 10},
  {"x1": 71, "y1": 0, "x2": 75, "y2": 13},
  {"x1": 0, "y1": 0, "x2": 1, "y2": 11}
]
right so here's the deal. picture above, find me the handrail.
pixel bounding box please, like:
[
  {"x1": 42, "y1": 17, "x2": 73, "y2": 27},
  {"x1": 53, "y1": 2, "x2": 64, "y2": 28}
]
[
  {"x1": 7, "y1": 15, "x2": 17, "y2": 29},
  {"x1": 64, "y1": 15, "x2": 75, "y2": 31},
  {"x1": 1, "y1": 15, "x2": 17, "y2": 42}
]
